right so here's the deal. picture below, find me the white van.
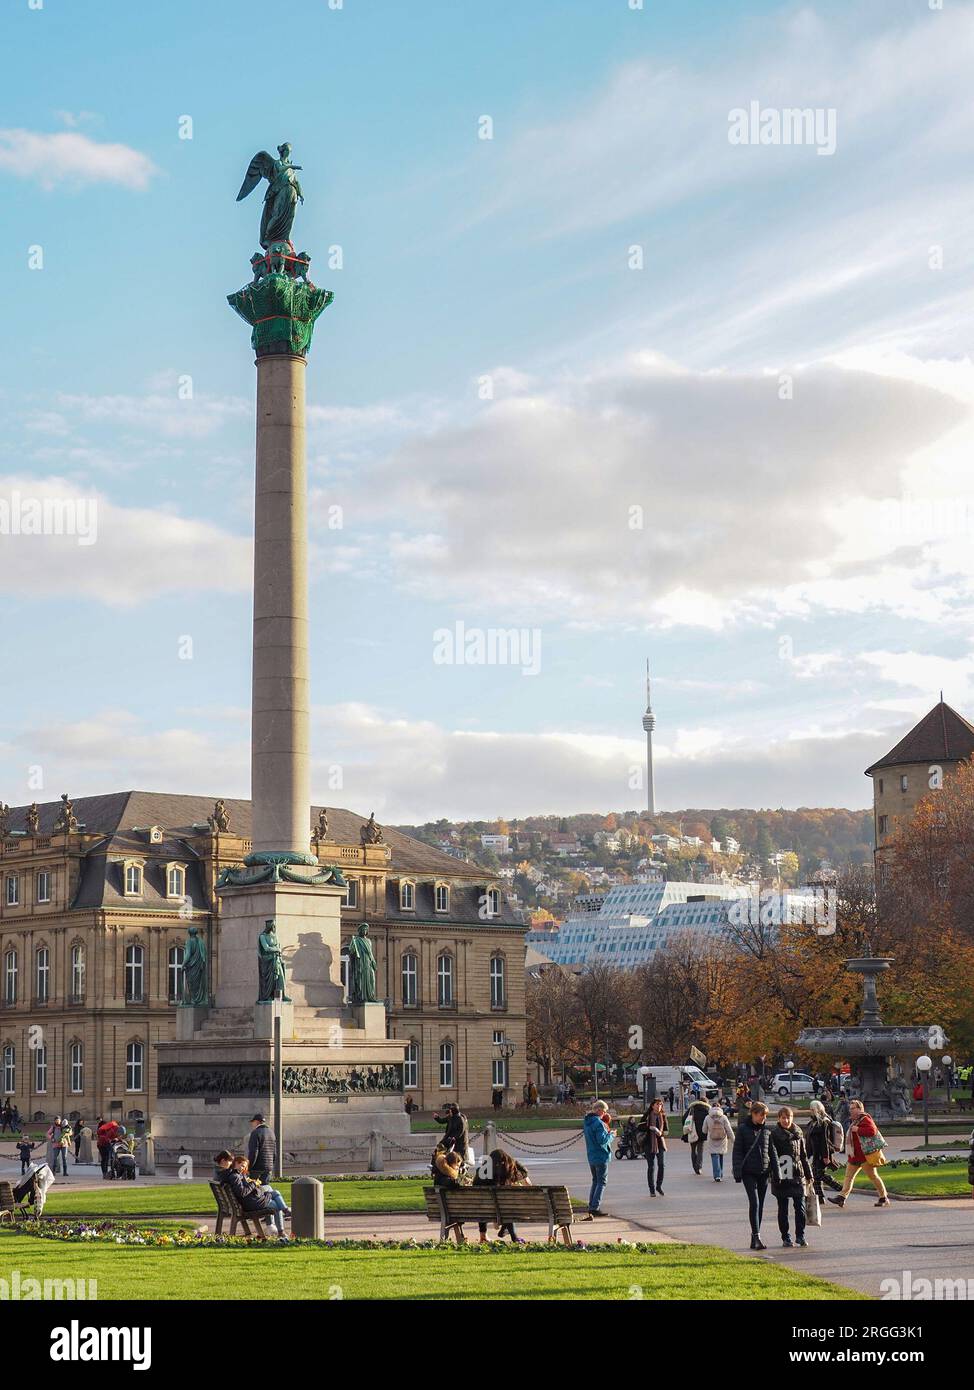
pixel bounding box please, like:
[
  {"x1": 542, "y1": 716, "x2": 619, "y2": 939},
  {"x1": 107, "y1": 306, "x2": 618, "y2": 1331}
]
[{"x1": 640, "y1": 1064, "x2": 720, "y2": 1097}]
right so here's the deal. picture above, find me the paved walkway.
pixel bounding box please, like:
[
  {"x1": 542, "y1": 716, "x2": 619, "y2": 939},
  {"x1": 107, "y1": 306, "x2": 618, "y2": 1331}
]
[{"x1": 489, "y1": 1129, "x2": 974, "y2": 1298}]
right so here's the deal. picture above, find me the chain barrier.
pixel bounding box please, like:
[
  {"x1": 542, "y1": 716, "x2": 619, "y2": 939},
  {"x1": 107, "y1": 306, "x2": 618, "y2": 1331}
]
[{"x1": 496, "y1": 1129, "x2": 584, "y2": 1153}]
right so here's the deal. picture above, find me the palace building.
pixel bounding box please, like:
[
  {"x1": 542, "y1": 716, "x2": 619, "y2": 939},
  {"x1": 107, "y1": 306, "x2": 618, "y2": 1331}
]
[
  {"x1": 0, "y1": 792, "x2": 525, "y2": 1121},
  {"x1": 865, "y1": 698, "x2": 974, "y2": 866}
]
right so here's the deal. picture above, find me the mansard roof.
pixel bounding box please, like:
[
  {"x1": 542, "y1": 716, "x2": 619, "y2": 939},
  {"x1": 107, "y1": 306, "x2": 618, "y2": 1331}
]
[{"x1": 4, "y1": 791, "x2": 480, "y2": 878}]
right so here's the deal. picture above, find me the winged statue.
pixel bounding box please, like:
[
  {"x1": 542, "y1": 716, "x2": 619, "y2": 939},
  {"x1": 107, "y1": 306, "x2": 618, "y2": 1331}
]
[{"x1": 236, "y1": 142, "x2": 305, "y2": 249}]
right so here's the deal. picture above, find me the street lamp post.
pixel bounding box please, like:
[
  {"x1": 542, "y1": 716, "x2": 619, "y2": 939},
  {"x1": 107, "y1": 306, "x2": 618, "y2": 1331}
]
[
  {"x1": 916, "y1": 1054, "x2": 932, "y2": 1149},
  {"x1": 495, "y1": 1038, "x2": 515, "y2": 1098},
  {"x1": 943, "y1": 1054, "x2": 953, "y2": 1110},
  {"x1": 786, "y1": 1059, "x2": 795, "y2": 1105}
]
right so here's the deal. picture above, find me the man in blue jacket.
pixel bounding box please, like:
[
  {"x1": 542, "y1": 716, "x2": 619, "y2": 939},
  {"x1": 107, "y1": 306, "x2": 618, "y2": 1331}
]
[{"x1": 583, "y1": 1100, "x2": 614, "y2": 1217}]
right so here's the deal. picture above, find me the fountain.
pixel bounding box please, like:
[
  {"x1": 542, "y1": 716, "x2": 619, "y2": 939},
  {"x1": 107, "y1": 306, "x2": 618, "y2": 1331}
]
[{"x1": 796, "y1": 956, "x2": 942, "y2": 1122}]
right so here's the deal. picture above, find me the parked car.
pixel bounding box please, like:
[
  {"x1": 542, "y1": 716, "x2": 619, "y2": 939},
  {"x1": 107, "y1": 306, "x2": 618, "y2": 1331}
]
[{"x1": 771, "y1": 1071, "x2": 815, "y2": 1097}]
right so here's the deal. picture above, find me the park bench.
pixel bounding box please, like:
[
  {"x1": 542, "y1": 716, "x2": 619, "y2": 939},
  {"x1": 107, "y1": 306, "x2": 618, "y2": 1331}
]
[
  {"x1": 0, "y1": 1180, "x2": 30, "y2": 1226},
  {"x1": 209, "y1": 1181, "x2": 268, "y2": 1241},
  {"x1": 423, "y1": 1185, "x2": 575, "y2": 1245}
]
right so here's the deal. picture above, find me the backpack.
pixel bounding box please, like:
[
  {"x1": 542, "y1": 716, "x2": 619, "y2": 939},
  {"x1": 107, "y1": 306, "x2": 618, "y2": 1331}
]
[{"x1": 829, "y1": 1120, "x2": 844, "y2": 1151}]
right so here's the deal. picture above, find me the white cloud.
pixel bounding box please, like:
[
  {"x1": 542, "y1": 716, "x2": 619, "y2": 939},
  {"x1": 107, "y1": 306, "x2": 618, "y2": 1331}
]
[
  {"x1": 0, "y1": 475, "x2": 251, "y2": 604},
  {"x1": 361, "y1": 353, "x2": 962, "y2": 626},
  {"x1": 0, "y1": 128, "x2": 157, "y2": 190}
]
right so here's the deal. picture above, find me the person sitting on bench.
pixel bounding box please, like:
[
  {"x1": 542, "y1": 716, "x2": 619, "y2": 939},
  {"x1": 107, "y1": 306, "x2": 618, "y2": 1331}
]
[{"x1": 212, "y1": 1151, "x2": 290, "y2": 1240}]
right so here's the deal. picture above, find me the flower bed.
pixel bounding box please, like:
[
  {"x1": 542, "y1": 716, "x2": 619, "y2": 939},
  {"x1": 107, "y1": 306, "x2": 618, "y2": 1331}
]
[
  {"x1": 13, "y1": 1219, "x2": 656, "y2": 1254},
  {"x1": 881, "y1": 1153, "x2": 966, "y2": 1169}
]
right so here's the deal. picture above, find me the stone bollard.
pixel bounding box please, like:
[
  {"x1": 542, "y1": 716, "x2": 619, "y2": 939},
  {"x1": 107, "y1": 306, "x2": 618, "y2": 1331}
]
[
  {"x1": 368, "y1": 1130, "x2": 384, "y2": 1172},
  {"x1": 291, "y1": 1176, "x2": 324, "y2": 1240},
  {"x1": 483, "y1": 1121, "x2": 497, "y2": 1154},
  {"x1": 139, "y1": 1134, "x2": 156, "y2": 1176}
]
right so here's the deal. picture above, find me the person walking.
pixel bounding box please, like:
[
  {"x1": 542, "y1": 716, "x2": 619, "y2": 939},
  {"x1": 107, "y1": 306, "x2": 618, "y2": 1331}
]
[
  {"x1": 702, "y1": 1100, "x2": 734, "y2": 1182},
  {"x1": 828, "y1": 1099, "x2": 890, "y2": 1208},
  {"x1": 732, "y1": 1100, "x2": 774, "y2": 1250},
  {"x1": 642, "y1": 1096, "x2": 668, "y2": 1196},
  {"x1": 72, "y1": 1118, "x2": 84, "y2": 1162},
  {"x1": 683, "y1": 1093, "x2": 710, "y2": 1175},
  {"x1": 15, "y1": 1136, "x2": 37, "y2": 1173},
  {"x1": 967, "y1": 1128, "x2": 974, "y2": 1200},
  {"x1": 583, "y1": 1100, "x2": 614, "y2": 1218},
  {"x1": 57, "y1": 1122, "x2": 73, "y2": 1178},
  {"x1": 769, "y1": 1105, "x2": 813, "y2": 1247},
  {"x1": 247, "y1": 1114, "x2": 276, "y2": 1184},
  {"x1": 804, "y1": 1099, "x2": 841, "y2": 1197},
  {"x1": 836, "y1": 1090, "x2": 852, "y2": 1133}
]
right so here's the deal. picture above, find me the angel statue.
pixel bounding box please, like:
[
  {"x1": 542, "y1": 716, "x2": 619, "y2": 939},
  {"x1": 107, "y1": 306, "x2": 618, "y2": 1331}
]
[{"x1": 236, "y1": 143, "x2": 305, "y2": 249}]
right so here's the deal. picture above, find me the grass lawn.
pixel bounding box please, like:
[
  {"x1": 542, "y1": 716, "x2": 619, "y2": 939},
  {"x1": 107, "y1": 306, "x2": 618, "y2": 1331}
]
[
  {"x1": 36, "y1": 1178, "x2": 430, "y2": 1218},
  {"x1": 881, "y1": 1161, "x2": 974, "y2": 1198},
  {"x1": 0, "y1": 1229, "x2": 864, "y2": 1300}
]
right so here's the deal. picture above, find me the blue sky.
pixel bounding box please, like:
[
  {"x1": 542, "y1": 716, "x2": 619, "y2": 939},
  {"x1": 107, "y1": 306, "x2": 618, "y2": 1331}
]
[{"x1": 3, "y1": 0, "x2": 974, "y2": 820}]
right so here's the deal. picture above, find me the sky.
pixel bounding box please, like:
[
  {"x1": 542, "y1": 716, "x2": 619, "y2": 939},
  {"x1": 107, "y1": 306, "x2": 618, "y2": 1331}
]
[{"x1": 2, "y1": 0, "x2": 974, "y2": 822}]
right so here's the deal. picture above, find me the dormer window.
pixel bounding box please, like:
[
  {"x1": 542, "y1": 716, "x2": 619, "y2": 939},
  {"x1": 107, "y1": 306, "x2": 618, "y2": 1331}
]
[
  {"x1": 149, "y1": 826, "x2": 164, "y2": 845},
  {"x1": 124, "y1": 862, "x2": 144, "y2": 896},
  {"x1": 400, "y1": 880, "x2": 415, "y2": 911},
  {"x1": 485, "y1": 887, "x2": 500, "y2": 918},
  {"x1": 434, "y1": 883, "x2": 449, "y2": 913},
  {"x1": 166, "y1": 864, "x2": 186, "y2": 899}
]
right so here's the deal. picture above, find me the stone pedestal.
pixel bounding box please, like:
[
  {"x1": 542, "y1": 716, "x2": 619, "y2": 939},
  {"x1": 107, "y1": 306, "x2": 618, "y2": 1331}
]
[{"x1": 216, "y1": 880, "x2": 345, "y2": 1012}]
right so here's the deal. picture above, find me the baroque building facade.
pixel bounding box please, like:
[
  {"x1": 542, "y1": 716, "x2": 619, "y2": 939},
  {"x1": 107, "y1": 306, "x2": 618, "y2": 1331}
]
[{"x1": 0, "y1": 792, "x2": 524, "y2": 1121}]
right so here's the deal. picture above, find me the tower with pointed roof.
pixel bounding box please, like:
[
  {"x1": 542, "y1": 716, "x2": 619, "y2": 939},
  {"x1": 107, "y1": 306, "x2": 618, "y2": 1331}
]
[
  {"x1": 865, "y1": 697, "x2": 974, "y2": 865},
  {"x1": 641, "y1": 659, "x2": 656, "y2": 815}
]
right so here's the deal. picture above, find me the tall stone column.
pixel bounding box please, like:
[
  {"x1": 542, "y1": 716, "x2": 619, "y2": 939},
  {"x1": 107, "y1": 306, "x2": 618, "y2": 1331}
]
[
  {"x1": 252, "y1": 353, "x2": 310, "y2": 856},
  {"x1": 226, "y1": 247, "x2": 332, "y2": 872}
]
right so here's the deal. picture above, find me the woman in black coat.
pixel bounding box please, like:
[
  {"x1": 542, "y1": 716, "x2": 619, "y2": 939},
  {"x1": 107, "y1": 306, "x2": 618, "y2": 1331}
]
[
  {"x1": 732, "y1": 1101, "x2": 774, "y2": 1250},
  {"x1": 769, "y1": 1106, "x2": 814, "y2": 1248}
]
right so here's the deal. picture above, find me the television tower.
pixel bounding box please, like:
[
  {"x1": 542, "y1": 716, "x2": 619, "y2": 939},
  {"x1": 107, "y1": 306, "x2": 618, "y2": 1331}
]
[{"x1": 642, "y1": 659, "x2": 656, "y2": 815}]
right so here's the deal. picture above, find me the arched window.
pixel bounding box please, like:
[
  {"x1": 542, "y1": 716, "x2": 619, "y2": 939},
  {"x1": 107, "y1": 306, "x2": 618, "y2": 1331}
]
[
  {"x1": 437, "y1": 954, "x2": 454, "y2": 1008},
  {"x1": 126, "y1": 1041, "x2": 144, "y2": 1092},
  {"x1": 167, "y1": 864, "x2": 185, "y2": 898},
  {"x1": 400, "y1": 880, "x2": 415, "y2": 911},
  {"x1": 434, "y1": 882, "x2": 449, "y2": 913},
  {"x1": 35, "y1": 946, "x2": 50, "y2": 1003},
  {"x1": 168, "y1": 943, "x2": 184, "y2": 1003},
  {"x1": 404, "y1": 1041, "x2": 419, "y2": 1090},
  {"x1": 438, "y1": 1041, "x2": 454, "y2": 1088},
  {"x1": 3, "y1": 949, "x2": 17, "y2": 1006},
  {"x1": 2, "y1": 1043, "x2": 14, "y2": 1094},
  {"x1": 125, "y1": 944, "x2": 145, "y2": 1002},
  {"x1": 490, "y1": 955, "x2": 506, "y2": 1009},
  {"x1": 69, "y1": 1040, "x2": 84, "y2": 1094},
  {"x1": 124, "y1": 863, "x2": 143, "y2": 895},
  {"x1": 34, "y1": 1043, "x2": 47, "y2": 1094},
  {"x1": 401, "y1": 952, "x2": 418, "y2": 1007},
  {"x1": 70, "y1": 943, "x2": 85, "y2": 1002},
  {"x1": 486, "y1": 887, "x2": 500, "y2": 917}
]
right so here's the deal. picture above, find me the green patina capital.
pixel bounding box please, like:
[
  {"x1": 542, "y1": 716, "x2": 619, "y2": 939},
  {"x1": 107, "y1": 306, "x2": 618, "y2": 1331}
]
[{"x1": 228, "y1": 244, "x2": 333, "y2": 357}]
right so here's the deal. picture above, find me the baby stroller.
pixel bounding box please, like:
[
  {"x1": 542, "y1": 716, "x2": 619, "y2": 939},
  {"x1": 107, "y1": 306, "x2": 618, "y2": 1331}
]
[
  {"x1": 615, "y1": 1116, "x2": 645, "y2": 1160},
  {"x1": 107, "y1": 1138, "x2": 137, "y2": 1180}
]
